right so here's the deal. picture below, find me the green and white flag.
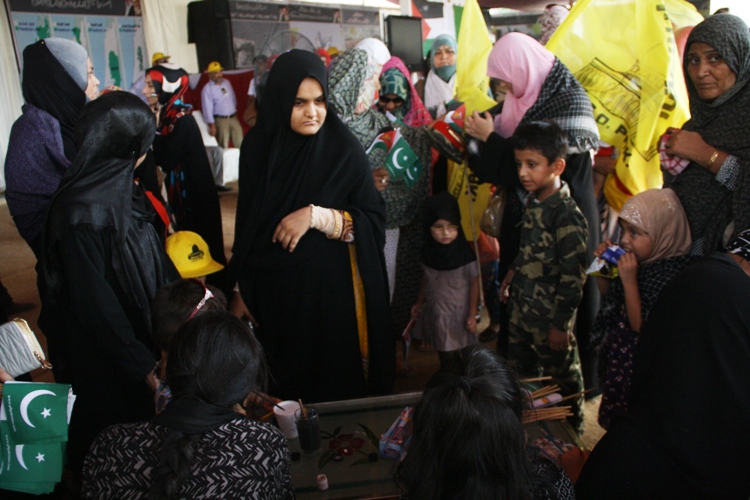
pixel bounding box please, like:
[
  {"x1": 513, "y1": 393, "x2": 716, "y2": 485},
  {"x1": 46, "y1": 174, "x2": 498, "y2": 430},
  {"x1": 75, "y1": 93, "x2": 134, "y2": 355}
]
[
  {"x1": 1, "y1": 383, "x2": 72, "y2": 443},
  {"x1": 365, "y1": 129, "x2": 422, "y2": 188}
]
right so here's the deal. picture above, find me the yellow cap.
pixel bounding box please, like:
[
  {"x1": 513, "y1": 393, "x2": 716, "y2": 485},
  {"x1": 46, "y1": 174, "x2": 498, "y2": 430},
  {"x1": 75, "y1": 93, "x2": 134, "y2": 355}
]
[
  {"x1": 166, "y1": 231, "x2": 225, "y2": 279},
  {"x1": 327, "y1": 46, "x2": 340, "y2": 56},
  {"x1": 151, "y1": 52, "x2": 170, "y2": 65},
  {"x1": 207, "y1": 61, "x2": 224, "y2": 73}
]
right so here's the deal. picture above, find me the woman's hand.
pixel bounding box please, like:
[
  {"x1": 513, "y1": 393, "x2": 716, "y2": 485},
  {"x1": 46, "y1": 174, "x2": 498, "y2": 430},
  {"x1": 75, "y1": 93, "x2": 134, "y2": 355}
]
[
  {"x1": 0, "y1": 366, "x2": 14, "y2": 383},
  {"x1": 618, "y1": 252, "x2": 639, "y2": 288},
  {"x1": 665, "y1": 128, "x2": 712, "y2": 165},
  {"x1": 229, "y1": 291, "x2": 259, "y2": 327},
  {"x1": 372, "y1": 167, "x2": 389, "y2": 192},
  {"x1": 273, "y1": 206, "x2": 312, "y2": 252},
  {"x1": 594, "y1": 238, "x2": 614, "y2": 259},
  {"x1": 465, "y1": 111, "x2": 494, "y2": 142}
]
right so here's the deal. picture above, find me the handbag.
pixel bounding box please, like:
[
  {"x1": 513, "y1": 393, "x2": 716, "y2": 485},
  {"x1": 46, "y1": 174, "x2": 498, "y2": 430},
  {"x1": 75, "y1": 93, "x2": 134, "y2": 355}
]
[
  {"x1": 0, "y1": 318, "x2": 52, "y2": 377},
  {"x1": 480, "y1": 186, "x2": 507, "y2": 238}
]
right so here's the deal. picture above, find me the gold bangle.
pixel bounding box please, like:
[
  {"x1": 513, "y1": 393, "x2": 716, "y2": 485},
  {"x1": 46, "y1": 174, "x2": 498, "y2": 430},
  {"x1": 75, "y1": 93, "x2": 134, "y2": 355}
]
[{"x1": 707, "y1": 149, "x2": 719, "y2": 170}]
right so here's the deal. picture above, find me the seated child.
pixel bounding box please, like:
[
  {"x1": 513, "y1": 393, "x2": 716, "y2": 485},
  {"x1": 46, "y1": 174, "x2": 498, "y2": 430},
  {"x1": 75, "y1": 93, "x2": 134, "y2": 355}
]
[
  {"x1": 151, "y1": 279, "x2": 227, "y2": 412},
  {"x1": 411, "y1": 192, "x2": 480, "y2": 366},
  {"x1": 500, "y1": 120, "x2": 588, "y2": 432},
  {"x1": 591, "y1": 188, "x2": 692, "y2": 429}
]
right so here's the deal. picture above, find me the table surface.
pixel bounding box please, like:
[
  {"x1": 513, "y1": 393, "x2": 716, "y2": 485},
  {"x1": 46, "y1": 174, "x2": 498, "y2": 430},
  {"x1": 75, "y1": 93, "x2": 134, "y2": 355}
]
[{"x1": 288, "y1": 392, "x2": 584, "y2": 499}]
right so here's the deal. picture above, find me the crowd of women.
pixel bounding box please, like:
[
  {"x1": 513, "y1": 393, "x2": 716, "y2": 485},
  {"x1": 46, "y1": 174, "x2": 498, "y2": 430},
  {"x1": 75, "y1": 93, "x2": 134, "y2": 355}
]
[{"x1": 2, "y1": 8, "x2": 750, "y2": 498}]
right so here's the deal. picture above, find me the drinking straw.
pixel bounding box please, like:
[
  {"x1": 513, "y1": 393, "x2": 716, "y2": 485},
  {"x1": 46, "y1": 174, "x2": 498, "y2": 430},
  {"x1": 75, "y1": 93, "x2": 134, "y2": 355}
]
[{"x1": 298, "y1": 398, "x2": 308, "y2": 418}]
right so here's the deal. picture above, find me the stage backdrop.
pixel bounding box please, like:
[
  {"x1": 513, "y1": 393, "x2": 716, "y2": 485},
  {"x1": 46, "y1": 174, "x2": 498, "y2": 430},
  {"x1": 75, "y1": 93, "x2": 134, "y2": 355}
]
[{"x1": 229, "y1": 1, "x2": 382, "y2": 68}]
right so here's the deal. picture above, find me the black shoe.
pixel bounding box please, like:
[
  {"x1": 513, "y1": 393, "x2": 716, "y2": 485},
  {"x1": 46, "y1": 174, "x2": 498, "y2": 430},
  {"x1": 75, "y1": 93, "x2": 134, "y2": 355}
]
[{"x1": 215, "y1": 185, "x2": 232, "y2": 192}]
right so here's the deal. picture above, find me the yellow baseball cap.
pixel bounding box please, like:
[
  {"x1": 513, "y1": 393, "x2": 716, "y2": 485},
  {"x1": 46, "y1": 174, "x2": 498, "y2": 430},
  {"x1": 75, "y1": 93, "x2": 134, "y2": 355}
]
[
  {"x1": 166, "y1": 231, "x2": 225, "y2": 279},
  {"x1": 151, "y1": 52, "x2": 170, "y2": 65},
  {"x1": 207, "y1": 61, "x2": 224, "y2": 73}
]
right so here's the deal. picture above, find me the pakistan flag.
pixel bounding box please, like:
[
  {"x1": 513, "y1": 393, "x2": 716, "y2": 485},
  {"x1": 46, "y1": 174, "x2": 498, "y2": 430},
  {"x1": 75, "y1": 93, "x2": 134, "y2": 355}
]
[
  {"x1": 0, "y1": 383, "x2": 72, "y2": 495},
  {"x1": 2, "y1": 383, "x2": 71, "y2": 443}
]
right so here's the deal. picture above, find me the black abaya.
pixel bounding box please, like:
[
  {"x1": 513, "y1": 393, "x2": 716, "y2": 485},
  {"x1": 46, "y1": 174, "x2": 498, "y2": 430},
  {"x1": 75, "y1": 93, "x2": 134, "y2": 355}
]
[
  {"x1": 38, "y1": 93, "x2": 179, "y2": 475},
  {"x1": 230, "y1": 50, "x2": 394, "y2": 402},
  {"x1": 577, "y1": 253, "x2": 750, "y2": 499}
]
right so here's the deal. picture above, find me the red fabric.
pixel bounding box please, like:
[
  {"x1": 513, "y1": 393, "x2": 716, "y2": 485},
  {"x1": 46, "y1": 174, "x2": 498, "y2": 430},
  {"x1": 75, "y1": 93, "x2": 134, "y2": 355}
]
[{"x1": 183, "y1": 70, "x2": 254, "y2": 137}]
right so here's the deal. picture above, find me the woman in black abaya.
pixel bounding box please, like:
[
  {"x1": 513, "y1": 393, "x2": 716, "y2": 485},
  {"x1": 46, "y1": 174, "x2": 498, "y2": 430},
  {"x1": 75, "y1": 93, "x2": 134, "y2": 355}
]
[
  {"x1": 229, "y1": 50, "x2": 395, "y2": 402},
  {"x1": 38, "y1": 92, "x2": 179, "y2": 478}
]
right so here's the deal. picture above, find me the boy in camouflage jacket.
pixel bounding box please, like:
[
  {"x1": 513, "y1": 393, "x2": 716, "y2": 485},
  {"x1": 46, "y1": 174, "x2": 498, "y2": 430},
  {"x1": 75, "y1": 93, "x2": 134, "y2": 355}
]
[{"x1": 500, "y1": 121, "x2": 588, "y2": 432}]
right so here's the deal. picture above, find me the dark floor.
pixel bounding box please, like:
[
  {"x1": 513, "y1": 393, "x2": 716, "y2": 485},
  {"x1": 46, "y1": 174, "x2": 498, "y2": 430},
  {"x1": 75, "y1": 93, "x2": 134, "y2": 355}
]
[{"x1": 0, "y1": 185, "x2": 604, "y2": 450}]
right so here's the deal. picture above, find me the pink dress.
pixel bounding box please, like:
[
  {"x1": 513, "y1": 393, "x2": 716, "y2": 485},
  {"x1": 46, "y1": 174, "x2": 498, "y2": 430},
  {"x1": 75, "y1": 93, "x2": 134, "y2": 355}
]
[{"x1": 414, "y1": 262, "x2": 478, "y2": 352}]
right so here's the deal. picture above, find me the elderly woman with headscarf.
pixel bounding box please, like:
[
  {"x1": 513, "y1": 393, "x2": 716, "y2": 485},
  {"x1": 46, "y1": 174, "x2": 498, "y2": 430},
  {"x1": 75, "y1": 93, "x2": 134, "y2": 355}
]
[
  {"x1": 5, "y1": 38, "x2": 99, "y2": 258},
  {"x1": 423, "y1": 34, "x2": 457, "y2": 119},
  {"x1": 329, "y1": 44, "x2": 433, "y2": 335},
  {"x1": 229, "y1": 50, "x2": 394, "y2": 402},
  {"x1": 663, "y1": 14, "x2": 750, "y2": 256},
  {"x1": 143, "y1": 64, "x2": 227, "y2": 286},
  {"x1": 378, "y1": 56, "x2": 432, "y2": 128},
  {"x1": 38, "y1": 92, "x2": 179, "y2": 480},
  {"x1": 465, "y1": 33, "x2": 600, "y2": 387}
]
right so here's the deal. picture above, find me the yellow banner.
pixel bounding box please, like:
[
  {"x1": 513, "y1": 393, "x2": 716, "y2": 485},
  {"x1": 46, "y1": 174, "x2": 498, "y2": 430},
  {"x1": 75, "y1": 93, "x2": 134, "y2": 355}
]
[
  {"x1": 454, "y1": 0, "x2": 496, "y2": 114},
  {"x1": 447, "y1": 160, "x2": 493, "y2": 241},
  {"x1": 546, "y1": 0, "x2": 703, "y2": 211}
]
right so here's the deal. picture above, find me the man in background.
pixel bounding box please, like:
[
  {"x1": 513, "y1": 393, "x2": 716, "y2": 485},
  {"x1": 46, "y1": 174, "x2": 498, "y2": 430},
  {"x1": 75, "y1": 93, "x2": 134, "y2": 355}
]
[{"x1": 201, "y1": 61, "x2": 243, "y2": 149}]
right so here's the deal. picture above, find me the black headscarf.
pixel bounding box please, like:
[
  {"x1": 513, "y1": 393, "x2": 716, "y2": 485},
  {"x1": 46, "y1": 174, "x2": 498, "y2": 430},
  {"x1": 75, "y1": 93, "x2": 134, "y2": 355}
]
[
  {"x1": 670, "y1": 14, "x2": 750, "y2": 254},
  {"x1": 22, "y1": 40, "x2": 87, "y2": 162},
  {"x1": 42, "y1": 92, "x2": 177, "y2": 332},
  {"x1": 421, "y1": 192, "x2": 476, "y2": 271}
]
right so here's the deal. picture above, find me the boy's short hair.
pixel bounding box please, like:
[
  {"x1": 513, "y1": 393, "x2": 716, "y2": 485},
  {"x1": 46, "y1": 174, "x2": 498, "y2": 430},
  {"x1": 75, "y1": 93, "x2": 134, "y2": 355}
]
[
  {"x1": 511, "y1": 120, "x2": 569, "y2": 164},
  {"x1": 151, "y1": 279, "x2": 227, "y2": 351}
]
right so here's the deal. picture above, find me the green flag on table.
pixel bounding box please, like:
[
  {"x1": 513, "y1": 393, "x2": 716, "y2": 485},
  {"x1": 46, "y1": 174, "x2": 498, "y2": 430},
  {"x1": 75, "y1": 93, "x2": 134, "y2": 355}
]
[{"x1": 1, "y1": 383, "x2": 71, "y2": 443}]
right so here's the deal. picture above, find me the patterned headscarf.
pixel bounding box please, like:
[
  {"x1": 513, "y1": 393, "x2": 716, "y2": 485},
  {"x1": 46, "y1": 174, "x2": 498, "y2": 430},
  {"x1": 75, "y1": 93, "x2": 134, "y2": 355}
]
[
  {"x1": 538, "y1": 5, "x2": 569, "y2": 46},
  {"x1": 146, "y1": 64, "x2": 192, "y2": 136},
  {"x1": 380, "y1": 57, "x2": 432, "y2": 127},
  {"x1": 329, "y1": 48, "x2": 389, "y2": 147},
  {"x1": 726, "y1": 229, "x2": 750, "y2": 261},
  {"x1": 619, "y1": 188, "x2": 692, "y2": 264}
]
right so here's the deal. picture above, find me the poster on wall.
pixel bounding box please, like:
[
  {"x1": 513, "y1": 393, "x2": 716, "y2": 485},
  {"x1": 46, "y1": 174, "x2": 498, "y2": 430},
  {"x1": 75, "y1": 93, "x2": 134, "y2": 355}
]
[
  {"x1": 8, "y1": 2, "x2": 146, "y2": 92},
  {"x1": 229, "y1": 1, "x2": 383, "y2": 69}
]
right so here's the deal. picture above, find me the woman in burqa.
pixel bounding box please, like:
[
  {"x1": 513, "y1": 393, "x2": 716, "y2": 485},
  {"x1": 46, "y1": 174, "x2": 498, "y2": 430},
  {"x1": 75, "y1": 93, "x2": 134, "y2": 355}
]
[
  {"x1": 38, "y1": 92, "x2": 179, "y2": 478},
  {"x1": 329, "y1": 47, "x2": 433, "y2": 336},
  {"x1": 5, "y1": 38, "x2": 95, "y2": 258},
  {"x1": 229, "y1": 50, "x2": 394, "y2": 402},
  {"x1": 145, "y1": 64, "x2": 227, "y2": 286},
  {"x1": 665, "y1": 14, "x2": 750, "y2": 255}
]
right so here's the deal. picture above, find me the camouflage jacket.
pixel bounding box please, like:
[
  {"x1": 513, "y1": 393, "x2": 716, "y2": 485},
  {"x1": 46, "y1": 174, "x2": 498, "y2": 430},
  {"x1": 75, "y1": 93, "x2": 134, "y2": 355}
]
[{"x1": 509, "y1": 182, "x2": 588, "y2": 336}]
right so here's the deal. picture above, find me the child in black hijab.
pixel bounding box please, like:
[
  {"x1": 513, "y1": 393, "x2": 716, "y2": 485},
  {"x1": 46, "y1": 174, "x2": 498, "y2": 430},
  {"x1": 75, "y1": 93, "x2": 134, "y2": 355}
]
[{"x1": 411, "y1": 192, "x2": 479, "y2": 365}]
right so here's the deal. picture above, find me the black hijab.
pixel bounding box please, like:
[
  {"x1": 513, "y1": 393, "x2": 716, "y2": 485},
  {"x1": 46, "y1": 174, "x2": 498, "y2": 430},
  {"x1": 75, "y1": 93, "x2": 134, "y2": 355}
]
[
  {"x1": 42, "y1": 92, "x2": 177, "y2": 332},
  {"x1": 22, "y1": 40, "x2": 87, "y2": 162},
  {"x1": 670, "y1": 14, "x2": 750, "y2": 253},
  {"x1": 421, "y1": 192, "x2": 476, "y2": 271}
]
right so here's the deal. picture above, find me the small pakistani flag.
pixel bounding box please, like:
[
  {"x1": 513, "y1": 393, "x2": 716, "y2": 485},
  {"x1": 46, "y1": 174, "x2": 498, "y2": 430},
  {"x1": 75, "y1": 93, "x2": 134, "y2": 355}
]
[
  {"x1": 2, "y1": 383, "x2": 71, "y2": 444},
  {"x1": 0, "y1": 408, "x2": 64, "y2": 494},
  {"x1": 366, "y1": 129, "x2": 422, "y2": 188}
]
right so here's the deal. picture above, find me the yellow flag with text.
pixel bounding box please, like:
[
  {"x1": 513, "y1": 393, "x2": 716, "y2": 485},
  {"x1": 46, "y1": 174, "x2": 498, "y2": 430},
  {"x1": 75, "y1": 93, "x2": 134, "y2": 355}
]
[
  {"x1": 450, "y1": 0, "x2": 495, "y2": 240},
  {"x1": 546, "y1": 0, "x2": 703, "y2": 210}
]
